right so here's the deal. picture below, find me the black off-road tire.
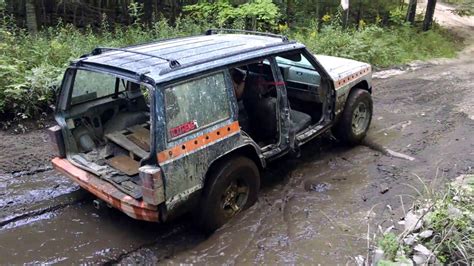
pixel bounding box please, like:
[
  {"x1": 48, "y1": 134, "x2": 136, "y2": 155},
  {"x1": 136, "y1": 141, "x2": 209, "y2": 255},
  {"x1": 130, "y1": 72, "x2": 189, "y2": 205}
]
[
  {"x1": 198, "y1": 156, "x2": 260, "y2": 233},
  {"x1": 333, "y1": 88, "x2": 373, "y2": 145}
]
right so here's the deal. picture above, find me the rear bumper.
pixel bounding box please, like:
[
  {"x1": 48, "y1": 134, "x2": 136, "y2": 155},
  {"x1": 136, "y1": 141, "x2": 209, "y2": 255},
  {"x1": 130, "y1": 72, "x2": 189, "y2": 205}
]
[{"x1": 52, "y1": 157, "x2": 159, "y2": 222}]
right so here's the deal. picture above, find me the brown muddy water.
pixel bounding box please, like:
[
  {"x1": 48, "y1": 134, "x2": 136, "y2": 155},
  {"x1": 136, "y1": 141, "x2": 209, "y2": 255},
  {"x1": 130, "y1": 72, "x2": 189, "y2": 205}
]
[{"x1": 0, "y1": 129, "x2": 392, "y2": 264}]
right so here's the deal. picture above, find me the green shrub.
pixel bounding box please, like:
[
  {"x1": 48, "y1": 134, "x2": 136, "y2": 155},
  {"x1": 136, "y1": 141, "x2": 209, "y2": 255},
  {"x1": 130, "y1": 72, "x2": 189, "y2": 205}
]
[
  {"x1": 292, "y1": 23, "x2": 458, "y2": 67},
  {"x1": 378, "y1": 233, "x2": 399, "y2": 261},
  {"x1": 0, "y1": 6, "x2": 460, "y2": 122},
  {"x1": 0, "y1": 17, "x2": 208, "y2": 121},
  {"x1": 183, "y1": 0, "x2": 280, "y2": 31}
]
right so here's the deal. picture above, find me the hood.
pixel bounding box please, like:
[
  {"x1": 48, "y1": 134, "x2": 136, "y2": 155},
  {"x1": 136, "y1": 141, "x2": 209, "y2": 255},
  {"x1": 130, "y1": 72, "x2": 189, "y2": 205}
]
[{"x1": 314, "y1": 55, "x2": 370, "y2": 80}]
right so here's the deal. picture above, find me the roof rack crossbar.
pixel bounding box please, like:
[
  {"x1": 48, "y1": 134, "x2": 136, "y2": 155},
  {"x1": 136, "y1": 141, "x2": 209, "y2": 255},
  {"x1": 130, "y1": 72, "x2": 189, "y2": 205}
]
[
  {"x1": 205, "y1": 28, "x2": 289, "y2": 42},
  {"x1": 159, "y1": 41, "x2": 297, "y2": 75},
  {"x1": 91, "y1": 47, "x2": 181, "y2": 69}
]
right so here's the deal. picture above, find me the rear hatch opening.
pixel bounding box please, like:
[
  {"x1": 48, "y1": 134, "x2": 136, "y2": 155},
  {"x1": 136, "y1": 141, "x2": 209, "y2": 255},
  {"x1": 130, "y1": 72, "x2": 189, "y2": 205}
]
[{"x1": 58, "y1": 68, "x2": 154, "y2": 199}]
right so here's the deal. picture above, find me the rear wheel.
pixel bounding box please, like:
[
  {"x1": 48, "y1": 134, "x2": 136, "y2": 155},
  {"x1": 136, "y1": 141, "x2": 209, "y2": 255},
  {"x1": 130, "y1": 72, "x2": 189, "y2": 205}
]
[
  {"x1": 333, "y1": 88, "x2": 373, "y2": 145},
  {"x1": 198, "y1": 156, "x2": 260, "y2": 233}
]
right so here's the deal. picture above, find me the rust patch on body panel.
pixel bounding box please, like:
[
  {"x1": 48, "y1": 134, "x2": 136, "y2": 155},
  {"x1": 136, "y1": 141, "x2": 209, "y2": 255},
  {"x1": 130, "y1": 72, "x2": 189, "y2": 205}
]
[
  {"x1": 52, "y1": 157, "x2": 159, "y2": 222},
  {"x1": 157, "y1": 121, "x2": 240, "y2": 163}
]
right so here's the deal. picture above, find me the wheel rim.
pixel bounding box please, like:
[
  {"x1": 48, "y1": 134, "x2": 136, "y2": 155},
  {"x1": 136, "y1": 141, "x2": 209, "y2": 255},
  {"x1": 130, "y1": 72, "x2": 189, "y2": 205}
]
[
  {"x1": 352, "y1": 101, "x2": 370, "y2": 135},
  {"x1": 220, "y1": 179, "x2": 249, "y2": 217}
]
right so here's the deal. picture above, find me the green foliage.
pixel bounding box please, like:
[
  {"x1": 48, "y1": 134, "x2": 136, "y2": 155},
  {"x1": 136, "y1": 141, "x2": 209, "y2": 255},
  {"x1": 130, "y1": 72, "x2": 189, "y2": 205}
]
[
  {"x1": 183, "y1": 0, "x2": 280, "y2": 30},
  {"x1": 128, "y1": 1, "x2": 144, "y2": 25},
  {"x1": 424, "y1": 179, "x2": 474, "y2": 263},
  {"x1": 0, "y1": 3, "x2": 460, "y2": 122},
  {"x1": 283, "y1": 0, "x2": 403, "y2": 27},
  {"x1": 389, "y1": 6, "x2": 407, "y2": 26},
  {"x1": 293, "y1": 23, "x2": 458, "y2": 68},
  {"x1": 376, "y1": 175, "x2": 473, "y2": 264},
  {"x1": 378, "y1": 233, "x2": 399, "y2": 261},
  {"x1": 0, "y1": 16, "x2": 208, "y2": 120}
]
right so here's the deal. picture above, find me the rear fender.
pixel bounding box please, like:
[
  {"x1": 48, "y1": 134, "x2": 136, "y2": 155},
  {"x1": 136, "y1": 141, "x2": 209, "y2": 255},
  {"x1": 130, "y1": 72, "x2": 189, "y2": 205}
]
[{"x1": 204, "y1": 136, "x2": 265, "y2": 188}]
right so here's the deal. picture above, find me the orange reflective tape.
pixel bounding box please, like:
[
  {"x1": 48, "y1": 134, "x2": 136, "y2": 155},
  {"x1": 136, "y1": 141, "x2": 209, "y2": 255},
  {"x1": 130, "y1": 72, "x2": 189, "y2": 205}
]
[
  {"x1": 335, "y1": 66, "x2": 371, "y2": 89},
  {"x1": 157, "y1": 121, "x2": 240, "y2": 163}
]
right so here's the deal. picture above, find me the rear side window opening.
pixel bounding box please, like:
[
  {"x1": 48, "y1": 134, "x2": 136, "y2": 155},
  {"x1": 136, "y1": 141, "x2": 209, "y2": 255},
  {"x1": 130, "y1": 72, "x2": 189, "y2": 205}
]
[{"x1": 164, "y1": 72, "x2": 231, "y2": 140}]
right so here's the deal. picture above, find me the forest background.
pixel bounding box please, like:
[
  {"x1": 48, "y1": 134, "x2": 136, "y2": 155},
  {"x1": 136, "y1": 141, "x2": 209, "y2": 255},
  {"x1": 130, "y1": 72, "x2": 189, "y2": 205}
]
[{"x1": 0, "y1": 0, "x2": 471, "y2": 121}]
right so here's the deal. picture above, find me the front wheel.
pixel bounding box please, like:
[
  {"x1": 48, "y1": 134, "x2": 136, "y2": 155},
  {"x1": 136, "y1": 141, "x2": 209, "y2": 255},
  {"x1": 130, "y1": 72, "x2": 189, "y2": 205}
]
[
  {"x1": 198, "y1": 156, "x2": 260, "y2": 233},
  {"x1": 333, "y1": 89, "x2": 373, "y2": 145}
]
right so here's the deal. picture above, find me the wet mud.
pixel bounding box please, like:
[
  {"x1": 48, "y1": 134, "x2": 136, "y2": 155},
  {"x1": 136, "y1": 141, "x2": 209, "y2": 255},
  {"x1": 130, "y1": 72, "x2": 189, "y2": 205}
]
[{"x1": 1, "y1": 19, "x2": 474, "y2": 264}]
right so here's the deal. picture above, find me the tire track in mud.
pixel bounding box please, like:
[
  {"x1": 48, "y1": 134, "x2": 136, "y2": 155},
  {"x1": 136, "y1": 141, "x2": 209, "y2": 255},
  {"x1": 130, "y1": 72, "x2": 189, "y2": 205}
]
[
  {"x1": 104, "y1": 224, "x2": 191, "y2": 265},
  {"x1": 0, "y1": 189, "x2": 88, "y2": 228},
  {"x1": 0, "y1": 165, "x2": 86, "y2": 230},
  {"x1": 8, "y1": 166, "x2": 54, "y2": 178}
]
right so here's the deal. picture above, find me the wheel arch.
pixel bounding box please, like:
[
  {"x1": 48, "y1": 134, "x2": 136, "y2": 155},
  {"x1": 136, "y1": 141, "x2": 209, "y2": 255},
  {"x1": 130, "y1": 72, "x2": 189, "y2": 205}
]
[
  {"x1": 351, "y1": 79, "x2": 371, "y2": 94},
  {"x1": 203, "y1": 144, "x2": 264, "y2": 189},
  {"x1": 335, "y1": 79, "x2": 371, "y2": 123}
]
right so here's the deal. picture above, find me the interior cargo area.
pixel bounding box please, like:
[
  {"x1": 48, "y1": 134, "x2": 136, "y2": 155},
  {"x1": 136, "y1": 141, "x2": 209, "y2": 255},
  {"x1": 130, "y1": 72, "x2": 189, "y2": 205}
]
[{"x1": 63, "y1": 70, "x2": 151, "y2": 199}]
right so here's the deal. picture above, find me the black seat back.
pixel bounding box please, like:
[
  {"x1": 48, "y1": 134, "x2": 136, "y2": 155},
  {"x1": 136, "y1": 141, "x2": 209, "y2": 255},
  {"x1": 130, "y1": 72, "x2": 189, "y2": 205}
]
[{"x1": 243, "y1": 73, "x2": 278, "y2": 141}]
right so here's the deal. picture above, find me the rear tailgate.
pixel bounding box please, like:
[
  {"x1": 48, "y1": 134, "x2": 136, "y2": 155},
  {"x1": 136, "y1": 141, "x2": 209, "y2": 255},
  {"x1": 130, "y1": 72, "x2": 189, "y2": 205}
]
[{"x1": 52, "y1": 157, "x2": 159, "y2": 222}]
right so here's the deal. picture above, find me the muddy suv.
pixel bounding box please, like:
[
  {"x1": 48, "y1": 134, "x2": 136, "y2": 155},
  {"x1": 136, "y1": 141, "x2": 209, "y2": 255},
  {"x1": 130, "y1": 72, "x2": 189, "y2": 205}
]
[{"x1": 49, "y1": 29, "x2": 373, "y2": 232}]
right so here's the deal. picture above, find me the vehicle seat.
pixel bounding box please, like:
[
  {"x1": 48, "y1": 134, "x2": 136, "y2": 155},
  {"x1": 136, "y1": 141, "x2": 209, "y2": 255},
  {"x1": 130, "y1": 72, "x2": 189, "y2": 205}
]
[
  {"x1": 290, "y1": 109, "x2": 312, "y2": 133},
  {"x1": 104, "y1": 111, "x2": 148, "y2": 133},
  {"x1": 243, "y1": 74, "x2": 278, "y2": 141}
]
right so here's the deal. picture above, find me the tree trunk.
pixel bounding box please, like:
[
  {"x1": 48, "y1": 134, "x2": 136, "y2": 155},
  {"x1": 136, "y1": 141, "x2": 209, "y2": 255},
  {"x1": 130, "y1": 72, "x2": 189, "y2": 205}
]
[
  {"x1": 143, "y1": 0, "x2": 153, "y2": 24},
  {"x1": 406, "y1": 0, "x2": 417, "y2": 24},
  {"x1": 25, "y1": 0, "x2": 38, "y2": 33},
  {"x1": 286, "y1": 0, "x2": 295, "y2": 26},
  {"x1": 423, "y1": 0, "x2": 437, "y2": 31}
]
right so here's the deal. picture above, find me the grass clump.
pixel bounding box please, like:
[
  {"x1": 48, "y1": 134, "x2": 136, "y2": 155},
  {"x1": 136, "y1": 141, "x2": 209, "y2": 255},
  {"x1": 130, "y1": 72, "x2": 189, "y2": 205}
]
[
  {"x1": 378, "y1": 232, "x2": 400, "y2": 261},
  {"x1": 375, "y1": 174, "x2": 473, "y2": 264},
  {"x1": 423, "y1": 177, "x2": 473, "y2": 263}
]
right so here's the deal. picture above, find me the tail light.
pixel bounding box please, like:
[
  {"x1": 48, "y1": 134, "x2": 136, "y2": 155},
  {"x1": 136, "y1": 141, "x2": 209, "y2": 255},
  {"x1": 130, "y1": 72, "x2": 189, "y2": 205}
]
[
  {"x1": 139, "y1": 165, "x2": 165, "y2": 205},
  {"x1": 47, "y1": 125, "x2": 66, "y2": 158}
]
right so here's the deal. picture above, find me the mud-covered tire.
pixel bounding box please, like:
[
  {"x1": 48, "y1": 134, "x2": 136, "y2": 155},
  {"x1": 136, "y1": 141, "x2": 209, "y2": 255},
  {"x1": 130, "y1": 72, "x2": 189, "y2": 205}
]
[
  {"x1": 198, "y1": 156, "x2": 260, "y2": 233},
  {"x1": 333, "y1": 88, "x2": 373, "y2": 145}
]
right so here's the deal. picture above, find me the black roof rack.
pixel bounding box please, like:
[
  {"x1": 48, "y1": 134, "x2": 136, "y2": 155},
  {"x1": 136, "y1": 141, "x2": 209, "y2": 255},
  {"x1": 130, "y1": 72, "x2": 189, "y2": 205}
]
[
  {"x1": 205, "y1": 29, "x2": 289, "y2": 42},
  {"x1": 90, "y1": 47, "x2": 181, "y2": 69}
]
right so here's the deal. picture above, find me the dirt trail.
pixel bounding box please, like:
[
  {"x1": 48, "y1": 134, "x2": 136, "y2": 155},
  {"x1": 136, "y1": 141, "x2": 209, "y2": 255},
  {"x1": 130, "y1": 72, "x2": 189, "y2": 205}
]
[
  {"x1": 0, "y1": 4, "x2": 472, "y2": 264},
  {"x1": 432, "y1": 1, "x2": 474, "y2": 56}
]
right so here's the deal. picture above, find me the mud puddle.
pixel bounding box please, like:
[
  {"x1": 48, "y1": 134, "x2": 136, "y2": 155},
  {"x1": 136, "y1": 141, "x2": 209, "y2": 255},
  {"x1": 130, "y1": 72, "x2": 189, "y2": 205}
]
[
  {"x1": 0, "y1": 120, "x2": 406, "y2": 265},
  {"x1": 158, "y1": 142, "x2": 376, "y2": 265},
  {"x1": 119, "y1": 129, "x2": 401, "y2": 265},
  {"x1": 0, "y1": 170, "x2": 78, "y2": 220},
  {"x1": 0, "y1": 199, "x2": 204, "y2": 264}
]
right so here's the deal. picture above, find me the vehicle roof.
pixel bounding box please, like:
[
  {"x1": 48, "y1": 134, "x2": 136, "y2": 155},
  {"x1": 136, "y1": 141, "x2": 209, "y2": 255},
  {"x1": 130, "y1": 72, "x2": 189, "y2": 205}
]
[{"x1": 76, "y1": 34, "x2": 305, "y2": 83}]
